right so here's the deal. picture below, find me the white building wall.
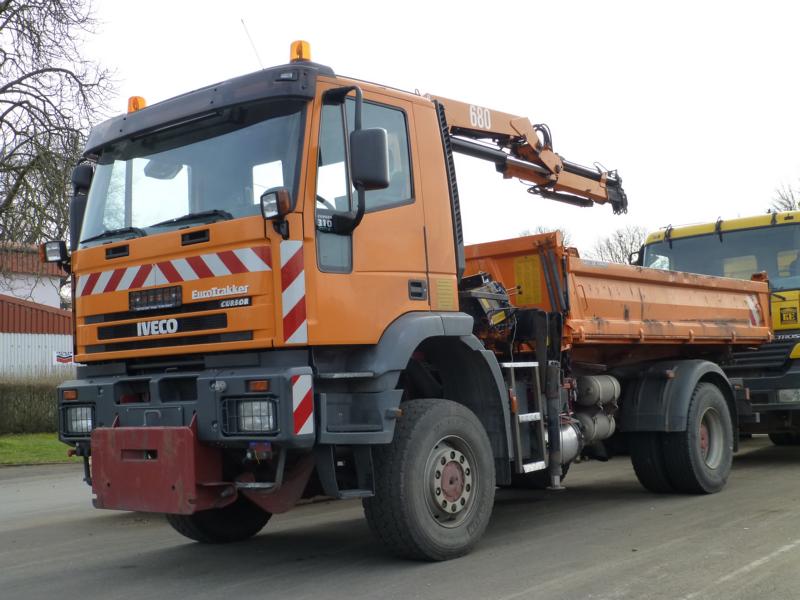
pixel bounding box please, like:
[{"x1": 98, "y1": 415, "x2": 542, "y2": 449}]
[{"x1": 0, "y1": 333, "x2": 76, "y2": 378}]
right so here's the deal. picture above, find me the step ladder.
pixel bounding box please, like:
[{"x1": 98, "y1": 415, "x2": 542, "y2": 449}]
[{"x1": 502, "y1": 362, "x2": 548, "y2": 474}]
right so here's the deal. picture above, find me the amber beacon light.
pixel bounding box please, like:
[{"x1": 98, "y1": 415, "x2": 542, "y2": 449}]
[
  {"x1": 127, "y1": 96, "x2": 147, "y2": 113},
  {"x1": 290, "y1": 40, "x2": 311, "y2": 62}
]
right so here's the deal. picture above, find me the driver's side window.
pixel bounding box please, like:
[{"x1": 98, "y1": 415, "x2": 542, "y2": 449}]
[{"x1": 316, "y1": 103, "x2": 353, "y2": 272}]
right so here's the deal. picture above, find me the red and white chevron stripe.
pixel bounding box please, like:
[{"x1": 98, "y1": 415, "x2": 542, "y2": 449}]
[
  {"x1": 75, "y1": 246, "x2": 272, "y2": 297},
  {"x1": 291, "y1": 373, "x2": 313, "y2": 436},
  {"x1": 280, "y1": 240, "x2": 307, "y2": 344},
  {"x1": 745, "y1": 294, "x2": 762, "y2": 327}
]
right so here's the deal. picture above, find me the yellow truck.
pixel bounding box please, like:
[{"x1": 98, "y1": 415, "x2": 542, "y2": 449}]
[
  {"x1": 641, "y1": 211, "x2": 800, "y2": 444},
  {"x1": 42, "y1": 42, "x2": 770, "y2": 560}
]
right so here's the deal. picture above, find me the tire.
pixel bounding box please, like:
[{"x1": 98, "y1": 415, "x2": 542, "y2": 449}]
[
  {"x1": 508, "y1": 462, "x2": 570, "y2": 490},
  {"x1": 629, "y1": 432, "x2": 675, "y2": 493},
  {"x1": 661, "y1": 382, "x2": 733, "y2": 494},
  {"x1": 166, "y1": 496, "x2": 271, "y2": 543},
  {"x1": 363, "y1": 398, "x2": 496, "y2": 561},
  {"x1": 769, "y1": 432, "x2": 800, "y2": 446}
]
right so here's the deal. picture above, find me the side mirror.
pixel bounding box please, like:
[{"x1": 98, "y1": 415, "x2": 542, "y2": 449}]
[
  {"x1": 70, "y1": 164, "x2": 94, "y2": 251},
  {"x1": 40, "y1": 240, "x2": 68, "y2": 264},
  {"x1": 350, "y1": 128, "x2": 389, "y2": 191},
  {"x1": 72, "y1": 164, "x2": 93, "y2": 192},
  {"x1": 260, "y1": 187, "x2": 292, "y2": 220},
  {"x1": 629, "y1": 245, "x2": 644, "y2": 266}
]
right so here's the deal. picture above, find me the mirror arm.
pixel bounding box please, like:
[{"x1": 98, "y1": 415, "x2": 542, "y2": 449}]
[{"x1": 321, "y1": 86, "x2": 366, "y2": 236}]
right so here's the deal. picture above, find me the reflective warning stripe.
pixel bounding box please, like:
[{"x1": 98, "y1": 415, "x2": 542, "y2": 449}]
[
  {"x1": 746, "y1": 294, "x2": 762, "y2": 327},
  {"x1": 291, "y1": 374, "x2": 314, "y2": 435},
  {"x1": 280, "y1": 240, "x2": 307, "y2": 344},
  {"x1": 75, "y1": 246, "x2": 272, "y2": 297}
]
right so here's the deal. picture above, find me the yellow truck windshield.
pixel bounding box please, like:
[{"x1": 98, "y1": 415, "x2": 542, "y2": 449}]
[{"x1": 643, "y1": 223, "x2": 800, "y2": 291}]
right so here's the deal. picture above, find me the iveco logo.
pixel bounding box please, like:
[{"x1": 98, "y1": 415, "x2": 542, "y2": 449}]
[{"x1": 136, "y1": 318, "x2": 178, "y2": 337}]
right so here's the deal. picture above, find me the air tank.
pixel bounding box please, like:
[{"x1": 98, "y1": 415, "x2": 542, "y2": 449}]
[{"x1": 576, "y1": 375, "x2": 621, "y2": 407}]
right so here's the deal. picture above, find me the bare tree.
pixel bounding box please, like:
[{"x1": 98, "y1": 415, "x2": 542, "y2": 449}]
[
  {"x1": 590, "y1": 225, "x2": 647, "y2": 264},
  {"x1": 519, "y1": 225, "x2": 573, "y2": 246},
  {"x1": 0, "y1": 1, "x2": 112, "y2": 298},
  {"x1": 770, "y1": 183, "x2": 800, "y2": 212},
  {"x1": 0, "y1": 0, "x2": 112, "y2": 244}
]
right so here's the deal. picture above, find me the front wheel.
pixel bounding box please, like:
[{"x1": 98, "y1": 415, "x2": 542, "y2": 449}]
[
  {"x1": 166, "y1": 496, "x2": 271, "y2": 543},
  {"x1": 363, "y1": 398, "x2": 496, "y2": 561}
]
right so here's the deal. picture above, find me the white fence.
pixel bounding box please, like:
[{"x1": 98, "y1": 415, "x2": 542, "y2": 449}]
[{"x1": 0, "y1": 333, "x2": 76, "y2": 379}]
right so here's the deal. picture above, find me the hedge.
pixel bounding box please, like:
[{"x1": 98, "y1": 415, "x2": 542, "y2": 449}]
[{"x1": 0, "y1": 379, "x2": 62, "y2": 434}]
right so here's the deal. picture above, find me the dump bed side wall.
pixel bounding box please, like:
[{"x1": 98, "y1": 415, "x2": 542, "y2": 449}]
[
  {"x1": 464, "y1": 234, "x2": 771, "y2": 347},
  {"x1": 566, "y1": 257, "x2": 770, "y2": 345}
]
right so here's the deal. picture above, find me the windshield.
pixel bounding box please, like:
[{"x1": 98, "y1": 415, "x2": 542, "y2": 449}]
[
  {"x1": 81, "y1": 99, "x2": 305, "y2": 245},
  {"x1": 643, "y1": 223, "x2": 800, "y2": 291}
]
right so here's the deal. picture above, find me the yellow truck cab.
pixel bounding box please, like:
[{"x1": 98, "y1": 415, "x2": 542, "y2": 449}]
[{"x1": 641, "y1": 211, "x2": 800, "y2": 444}]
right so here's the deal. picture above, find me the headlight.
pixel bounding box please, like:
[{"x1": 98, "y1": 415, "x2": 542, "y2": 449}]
[
  {"x1": 778, "y1": 389, "x2": 800, "y2": 404},
  {"x1": 237, "y1": 400, "x2": 276, "y2": 433},
  {"x1": 65, "y1": 406, "x2": 93, "y2": 434}
]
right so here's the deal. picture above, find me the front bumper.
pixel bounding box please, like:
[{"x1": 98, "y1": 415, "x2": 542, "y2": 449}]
[
  {"x1": 57, "y1": 361, "x2": 315, "y2": 448},
  {"x1": 742, "y1": 363, "x2": 800, "y2": 413}
]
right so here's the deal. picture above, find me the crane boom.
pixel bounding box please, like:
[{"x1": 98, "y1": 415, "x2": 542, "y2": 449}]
[{"x1": 428, "y1": 95, "x2": 628, "y2": 214}]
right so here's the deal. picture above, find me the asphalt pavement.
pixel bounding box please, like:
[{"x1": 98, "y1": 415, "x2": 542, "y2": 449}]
[{"x1": 1, "y1": 437, "x2": 799, "y2": 600}]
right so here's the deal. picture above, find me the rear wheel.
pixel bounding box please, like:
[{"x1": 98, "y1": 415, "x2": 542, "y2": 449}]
[
  {"x1": 363, "y1": 398, "x2": 495, "y2": 561},
  {"x1": 662, "y1": 382, "x2": 733, "y2": 494},
  {"x1": 630, "y1": 432, "x2": 675, "y2": 493},
  {"x1": 166, "y1": 496, "x2": 271, "y2": 543}
]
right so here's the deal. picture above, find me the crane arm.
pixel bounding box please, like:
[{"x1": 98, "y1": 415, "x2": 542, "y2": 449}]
[{"x1": 427, "y1": 95, "x2": 628, "y2": 214}]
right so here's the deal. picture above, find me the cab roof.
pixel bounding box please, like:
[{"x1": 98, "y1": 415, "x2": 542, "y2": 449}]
[
  {"x1": 84, "y1": 61, "x2": 334, "y2": 156},
  {"x1": 645, "y1": 210, "x2": 800, "y2": 245}
]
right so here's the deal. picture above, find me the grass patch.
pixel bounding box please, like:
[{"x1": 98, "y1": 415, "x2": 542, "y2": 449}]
[{"x1": 0, "y1": 433, "x2": 81, "y2": 465}]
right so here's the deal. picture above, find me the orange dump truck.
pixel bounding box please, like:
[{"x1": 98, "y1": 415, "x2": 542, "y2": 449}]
[{"x1": 42, "y1": 42, "x2": 769, "y2": 561}]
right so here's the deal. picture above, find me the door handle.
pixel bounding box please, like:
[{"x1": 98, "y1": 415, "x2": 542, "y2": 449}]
[{"x1": 408, "y1": 279, "x2": 428, "y2": 301}]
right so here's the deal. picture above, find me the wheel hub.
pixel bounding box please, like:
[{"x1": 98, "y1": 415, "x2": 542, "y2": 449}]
[
  {"x1": 427, "y1": 440, "x2": 474, "y2": 525},
  {"x1": 699, "y1": 407, "x2": 723, "y2": 469},
  {"x1": 700, "y1": 422, "x2": 710, "y2": 458},
  {"x1": 440, "y1": 460, "x2": 465, "y2": 502}
]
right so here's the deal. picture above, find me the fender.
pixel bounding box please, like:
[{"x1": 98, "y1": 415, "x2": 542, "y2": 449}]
[
  {"x1": 345, "y1": 311, "x2": 475, "y2": 380},
  {"x1": 618, "y1": 359, "x2": 737, "y2": 434},
  {"x1": 312, "y1": 312, "x2": 512, "y2": 457}
]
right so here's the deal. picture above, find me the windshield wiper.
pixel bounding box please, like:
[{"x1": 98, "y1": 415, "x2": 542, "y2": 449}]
[
  {"x1": 81, "y1": 226, "x2": 147, "y2": 244},
  {"x1": 151, "y1": 209, "x2": 233, "y2": 228},
  {"x1": 772, "y1": 291, "x2": 789, "y2": 301}
]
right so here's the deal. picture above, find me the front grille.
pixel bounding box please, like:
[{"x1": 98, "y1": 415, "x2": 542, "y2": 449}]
[
  {"x1": 97, "y1": 313, "x2": 227, "y2": 340},
  {"x1": 85, "y1": 296, "x2": 252, "y2": 324},
  {"x1": 86, "y1": 331, "x2": 253, "y2": 353},
  {"x1": 727, "y1": 339, "x2": 795, "y2": 372}
]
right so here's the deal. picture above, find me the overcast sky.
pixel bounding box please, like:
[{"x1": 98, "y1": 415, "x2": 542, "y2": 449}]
[{"x1": 85, "y1": 0, "x2": 800, "y2": 252}]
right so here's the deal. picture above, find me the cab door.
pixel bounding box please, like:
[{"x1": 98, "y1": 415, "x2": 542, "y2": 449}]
[{"x1": 304, "y1": 84, "x2": 429, "y2": 345}]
